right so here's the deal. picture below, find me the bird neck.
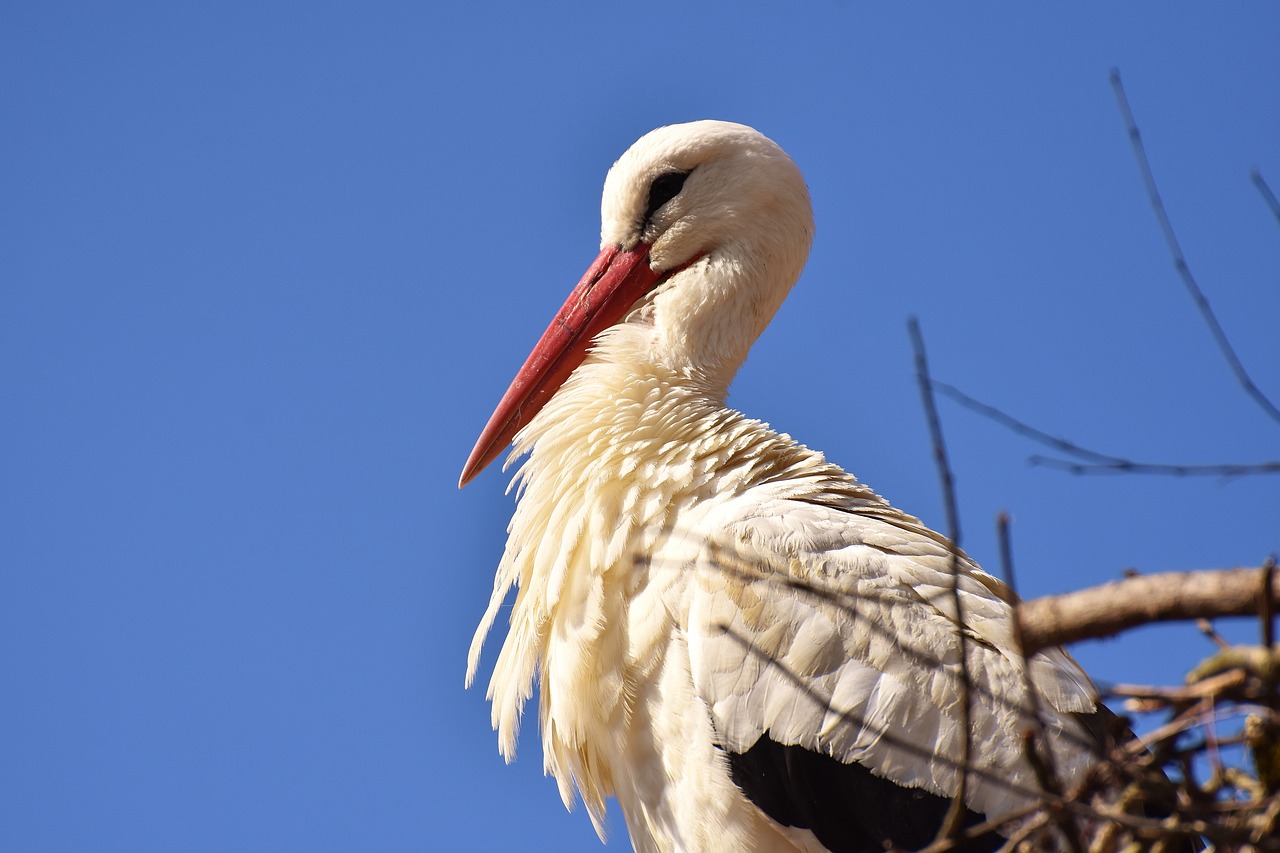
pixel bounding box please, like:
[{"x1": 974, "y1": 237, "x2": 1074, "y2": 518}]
[
  {"x1": 508, "y1": 321, "x2": 799, "y2": 501},
  {"x1": 642, "y1": 249, "x2": 801, "y2": 398},
  {"x1": 465, "y1": 324, "x2": 851, "y2": 763},
  {"x1": 507, "y1": 325, "x2": 741, "y2": 522}
]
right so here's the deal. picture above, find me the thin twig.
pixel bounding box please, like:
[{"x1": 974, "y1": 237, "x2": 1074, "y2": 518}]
[
  {"x1": 1111, "y1": 68, "x2": 1280, "y2": 426},
  {"x1": 1000, "y1": 514, "x2": 1083, "y2": 851},
  {"x1": 1197, "y1": 618, "x2": 1232, "y2": 650},
  {"x1": 1206, "y1": 704, "x2": 1225, "y2": 793},
  {"x1": 1030, "y1": 455, "x2": 1280, "y2": 477},
  {"x1": 914, "y1": 803, "x2": 1047, "y2": 853},
  {"x1": 1254, "y1": 169, "x2": 1280, "y2": 227},
  {"x1": 931, "y1": 380, "x2": 1280, "y2": 477},
  {"x1": 932, "y1": 380, "x2": 1125, "y2": 466},
  {"x1": 1002, "y1": 519, "x2": 1051, "y2": 754},
  {"x1": 1262, "y1": 556, "x2": 1277, "y2": 650},
  {"x1": 909, "y1": 317, "x2": 974, "y2": 843},
  {"x1": 1121, "y1": 698, "x2": 1218, "y2": 759},
  {"x1": 931, "y1": 379, "x2": 1280, "y2": 473},
  {"x1": 1105, "y1": 668, "x2": 1249, "y2": 704}
]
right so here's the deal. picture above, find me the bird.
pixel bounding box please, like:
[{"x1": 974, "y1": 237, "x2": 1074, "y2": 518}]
[{"x1": 459, "y1": 120, "x2": 1108, "y2": 852}]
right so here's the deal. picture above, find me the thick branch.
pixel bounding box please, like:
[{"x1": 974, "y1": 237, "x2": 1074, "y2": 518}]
[{"x1": 1018, "y1": 567, "x2": 1280, "y2": 654}]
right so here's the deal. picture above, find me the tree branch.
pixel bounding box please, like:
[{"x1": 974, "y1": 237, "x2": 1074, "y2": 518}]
[
  {"x1": 1018, "y1": 566, "x2": 1280, "y2": 655},
  {"x1": 1254, "y1": 169, "x2": 1280, "y2": 227},
  {"x1": 908, "y1": 317, "x2": 975, "y2": 843},
  {"x1": 1111, "y1": 68, "x2": 1280, "y2": 427},
  {"x1": 1029, "y1": 454, "x2": 1280, "y2": 478},
  {"x1": 932, "y1": 379, "x2": 1280, "y2": 477}
]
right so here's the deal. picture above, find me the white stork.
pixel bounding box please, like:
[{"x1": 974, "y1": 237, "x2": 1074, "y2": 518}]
[{"x1": 459, "y1": 121, "x2": 1105, "y2": 852}]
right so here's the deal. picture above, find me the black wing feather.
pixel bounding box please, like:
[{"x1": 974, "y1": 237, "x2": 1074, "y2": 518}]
[{"x1": 726, "y1": 733, "x2": 1002, "y2": 853}]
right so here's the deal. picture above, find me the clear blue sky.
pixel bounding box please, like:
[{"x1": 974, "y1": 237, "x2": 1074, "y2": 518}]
[{"x1": 3, "y1": 3, "x2": 1277, "y2": 850}]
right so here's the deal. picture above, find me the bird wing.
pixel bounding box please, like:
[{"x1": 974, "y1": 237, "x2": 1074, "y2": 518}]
[{"x1": 683, "y1": 488, "x2": 1100, "y2": 843}]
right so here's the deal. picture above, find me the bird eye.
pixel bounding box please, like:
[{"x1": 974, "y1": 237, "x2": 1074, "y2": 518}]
[{"x1": 644, "y1": 171, "x2": 691, "y2": 222}]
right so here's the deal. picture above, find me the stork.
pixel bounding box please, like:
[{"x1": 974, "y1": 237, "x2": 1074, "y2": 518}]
[{"x1": 459, "y1": 121, "x2": 1105, "y2": 852}]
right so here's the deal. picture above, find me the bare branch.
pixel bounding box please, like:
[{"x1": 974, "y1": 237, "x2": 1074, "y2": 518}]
[
  {"x1": 1262, "y1": 556, "x2": 1277, "y2": 649},
  {"x1": 932, "y1": 380, "x2": 1124, "y2": 465},
  {"x1": 908, "y1": 317, "x2": 975, "y2": 843},
  {"x1": 914, "y1": 804, "x2": 1046, "y2": 853},
  {"x1": 932, "y1": 379, "x2": 1280, "y2": 477},
  {"x1": 1106, "y1": 668, "x2": 1249, "y2": 705},
  {"x1": 1254, "y1": 169, "x2": 1280, "y2": 227},
  {"x1": 1018, "y1": 566, "x2": 1280, "y2": 655},
  {"x1": 1029, "y1": 454, "x2": 1280, "y2": 477},
  {"x1": 1197, "y1": 618, "x2": 1232, "y2": 650},
  {"x1": 1111, "y1": 68, "x2": 1280, "y2": 426},
  {"x1": 999, "y1": 514, "x2": 1083, "y2": 850}
]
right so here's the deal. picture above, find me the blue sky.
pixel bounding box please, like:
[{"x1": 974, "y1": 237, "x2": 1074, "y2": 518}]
[{"x1": 3, "y1": 3, "x2": 1277, "y2": 850}]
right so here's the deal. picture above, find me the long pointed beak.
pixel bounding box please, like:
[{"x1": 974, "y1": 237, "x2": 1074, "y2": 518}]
[{"x1": 459, "y1": 243, "x2": 659, "y2": 487}]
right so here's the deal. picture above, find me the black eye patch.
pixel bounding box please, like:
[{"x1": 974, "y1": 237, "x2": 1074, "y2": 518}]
[{"x1": 644, "y1": 170, "x2": 691, "y2": 222}]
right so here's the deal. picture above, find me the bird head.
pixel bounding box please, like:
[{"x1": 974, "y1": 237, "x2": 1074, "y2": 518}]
[{"x1": 460, "y1": 121, "x2": 814, "y2": 486}]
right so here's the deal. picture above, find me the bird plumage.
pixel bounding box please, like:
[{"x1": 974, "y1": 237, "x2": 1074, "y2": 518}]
[{"x1": 462, "y1": 121, "x2": 1103, "y2": 852}]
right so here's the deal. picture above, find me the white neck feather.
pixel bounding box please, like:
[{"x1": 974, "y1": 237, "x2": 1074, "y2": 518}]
[{"x1": 464, "y1": 321, "x2": 857, "y2": 820}]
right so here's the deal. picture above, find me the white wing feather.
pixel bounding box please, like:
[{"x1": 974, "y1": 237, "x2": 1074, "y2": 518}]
[{"x1": 684, "y1": 490, "x2": 1099, "y2": 822}]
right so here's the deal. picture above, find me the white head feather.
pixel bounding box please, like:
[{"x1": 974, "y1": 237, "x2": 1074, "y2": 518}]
[{"x1": 599, "y1": 120, "x2": 814, "y2": 394}]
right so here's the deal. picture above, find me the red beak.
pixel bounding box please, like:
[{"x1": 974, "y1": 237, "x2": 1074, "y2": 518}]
[{"x1": 459, "y1": 243, "x2": 661, "y2": 487}]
